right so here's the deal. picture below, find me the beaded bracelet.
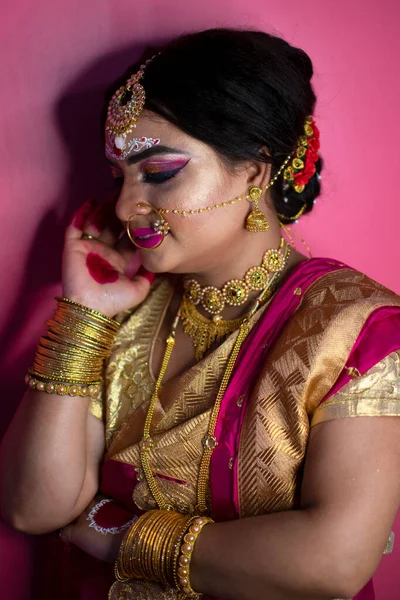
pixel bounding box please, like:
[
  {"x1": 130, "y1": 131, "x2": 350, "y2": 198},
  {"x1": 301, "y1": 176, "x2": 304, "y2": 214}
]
[
  {"x1": 175, "y1": 515, "x2": 214, "y2": 598},
  {"x1": 25, "y1": 374, "x2": 101, "y2": 397}
]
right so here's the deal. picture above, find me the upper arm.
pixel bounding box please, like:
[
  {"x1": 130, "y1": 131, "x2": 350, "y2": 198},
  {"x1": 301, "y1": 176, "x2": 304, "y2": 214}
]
[{"x1": 301, "y1": 415, "x2": 400, "y2": 583}]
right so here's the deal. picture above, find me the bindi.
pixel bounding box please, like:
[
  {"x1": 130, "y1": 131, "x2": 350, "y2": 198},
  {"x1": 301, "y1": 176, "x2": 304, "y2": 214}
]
[
  {"x1": 105, "y1": 130, "x2": 161, "y2": 162},
  {"x1": 86, "y1": 253, "x2": 119, "y2": 284}
]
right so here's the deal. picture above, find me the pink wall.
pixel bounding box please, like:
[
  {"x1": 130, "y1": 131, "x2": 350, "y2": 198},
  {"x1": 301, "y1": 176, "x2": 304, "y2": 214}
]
[{"x1": 1, "y1": 0, "x2": 399, "y2": 598}]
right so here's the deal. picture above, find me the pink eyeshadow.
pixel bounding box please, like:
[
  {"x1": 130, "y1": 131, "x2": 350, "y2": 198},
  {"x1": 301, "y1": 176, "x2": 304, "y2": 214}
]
[{"x1": 142, "y1": 158, "x2": 190, "y2": 173}]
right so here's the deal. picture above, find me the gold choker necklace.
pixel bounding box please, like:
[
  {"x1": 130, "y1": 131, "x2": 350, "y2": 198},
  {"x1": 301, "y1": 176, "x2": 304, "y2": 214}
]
[{"x1": 181, "y1": 239, "x2": 290, "y2": 359}]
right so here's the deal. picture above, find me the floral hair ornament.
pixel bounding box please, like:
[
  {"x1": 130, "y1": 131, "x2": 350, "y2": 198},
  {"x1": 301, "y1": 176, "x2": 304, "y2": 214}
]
[
  {"x1": 105, "y1": 53, "x2": 159, "y2": 155},
  {"x1": 283, "y1": 116, "x2": 320, "y2": 193}
]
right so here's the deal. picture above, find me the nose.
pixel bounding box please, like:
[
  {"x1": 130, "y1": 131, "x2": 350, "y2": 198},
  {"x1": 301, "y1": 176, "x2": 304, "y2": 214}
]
[{"x1": 115, "y1": 194, "x2": 154, "y2": 224}]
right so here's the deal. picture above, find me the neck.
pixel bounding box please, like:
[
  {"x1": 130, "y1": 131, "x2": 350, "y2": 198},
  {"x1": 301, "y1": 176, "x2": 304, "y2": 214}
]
[{"x1": 183, "y1": 225, "x2": 306, "y2": 321}]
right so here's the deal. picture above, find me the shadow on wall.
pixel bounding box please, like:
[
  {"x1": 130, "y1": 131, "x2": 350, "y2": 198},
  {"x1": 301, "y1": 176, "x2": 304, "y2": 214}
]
[
  {"x1": 0, "y1": 40, "x2": 167, "y2": 600},
  {"x1": 0, "y1": 41, "x2": 167, "y2": 437}
]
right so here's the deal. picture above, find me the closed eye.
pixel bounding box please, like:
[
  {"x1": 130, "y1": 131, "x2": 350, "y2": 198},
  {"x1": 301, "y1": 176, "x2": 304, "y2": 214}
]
[
  {"x1": 143, "y1": 167, "x2": 183, "y2": 184},
  {"x1": 142, "y1": 160, "x2": 190, "y2": 185}
]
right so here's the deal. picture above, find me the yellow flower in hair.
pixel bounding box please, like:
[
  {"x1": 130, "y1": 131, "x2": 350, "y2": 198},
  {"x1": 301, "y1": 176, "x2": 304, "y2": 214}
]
[{"x1": 292, "y1": 158, "x2": 304, "y2": 170}]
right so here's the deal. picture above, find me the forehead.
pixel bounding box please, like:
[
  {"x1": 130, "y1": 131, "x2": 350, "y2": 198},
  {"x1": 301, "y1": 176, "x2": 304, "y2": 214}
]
[
  {"x1": 105, "y1": 109, "x2": 215, "y2": 163},
  {"x1": 111, "y1": 110, "x2": 179, "y2": 141}
]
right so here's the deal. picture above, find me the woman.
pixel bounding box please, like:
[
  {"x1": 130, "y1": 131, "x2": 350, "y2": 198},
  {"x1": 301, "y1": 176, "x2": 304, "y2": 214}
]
[{"x1": 1, "y1": 28, "x2": 399, "y2": 600}]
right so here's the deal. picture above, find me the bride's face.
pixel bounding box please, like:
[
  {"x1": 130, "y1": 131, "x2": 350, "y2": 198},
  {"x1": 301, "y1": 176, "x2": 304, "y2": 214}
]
[{"x1": 107, "y1": 110, "x2": 267, "y2": 276}]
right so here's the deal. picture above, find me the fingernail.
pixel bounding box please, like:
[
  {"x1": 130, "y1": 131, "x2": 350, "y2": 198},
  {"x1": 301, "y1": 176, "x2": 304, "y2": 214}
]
[
  {"x1": 137, "y1": 266, "x2": 155, "y2": 285},
  {"x1": 71, "y1": 198, "x2": 97, "y2": 230},
  {"x1": 87, "y1": 199, "x2": 118, "y2": 232}
]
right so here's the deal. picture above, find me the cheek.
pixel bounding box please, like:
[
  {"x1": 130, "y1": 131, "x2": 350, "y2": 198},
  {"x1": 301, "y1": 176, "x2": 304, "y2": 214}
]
[{"x1": 155, "y1": 164, "x2": 247, "y2": 242}]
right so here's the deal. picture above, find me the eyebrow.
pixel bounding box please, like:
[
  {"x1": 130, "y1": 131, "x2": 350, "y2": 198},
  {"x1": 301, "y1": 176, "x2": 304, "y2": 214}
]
[{"x1": 106, "y1": 145, "x2": 189, "y2": 167}]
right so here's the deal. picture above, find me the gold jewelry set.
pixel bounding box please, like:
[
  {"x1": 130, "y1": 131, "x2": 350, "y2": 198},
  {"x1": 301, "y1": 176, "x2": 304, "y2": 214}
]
[
  {"x1": 26, "y1": 56, "x2": 318, "y2": 598},
  {"x1": 26, "y1": 297, "x2": 120, "y2": 397}
]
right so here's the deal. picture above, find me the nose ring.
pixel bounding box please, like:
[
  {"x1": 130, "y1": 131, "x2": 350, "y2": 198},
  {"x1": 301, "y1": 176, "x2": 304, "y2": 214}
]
[{"x1": 126, "y1": 209, "x2": 170, "y2": 250}]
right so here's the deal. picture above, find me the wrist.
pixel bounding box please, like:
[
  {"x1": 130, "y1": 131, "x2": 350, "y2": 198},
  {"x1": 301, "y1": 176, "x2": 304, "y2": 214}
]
[
  {"x1": 189, "y1": 518, "x2": 214, "y2": 593},
  {"x1": 26, "y1": 297, "x2": 120, "y2": 398},
  {"x1": 112, "y1": 510, "x2": 213, "y2": 597},
  {"x1": 60, "y1": 291, "x2": 118, "y2": 318}
]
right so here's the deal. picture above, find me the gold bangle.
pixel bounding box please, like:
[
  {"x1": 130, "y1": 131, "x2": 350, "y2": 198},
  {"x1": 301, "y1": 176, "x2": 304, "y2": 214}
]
[
  {"x1": 115, "y1": 510, "x2": 194, "y2": 587},
  {"x1": 27, "y1": 297, "x2": 120, "y2": 394},
  {"x1": 55, "y1": 296, "x2": 120, "y2": 327}
]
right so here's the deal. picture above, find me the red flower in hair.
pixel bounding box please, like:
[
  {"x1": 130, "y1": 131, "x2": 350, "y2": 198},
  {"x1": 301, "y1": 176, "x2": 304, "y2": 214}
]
[
  {"x1": 306, "y1": 149, "x2": 318, "y2": 163},
  {"x1": 308, "y1": 137, "x2": 320, "y2": 152},
  {"x1": 310, "y1": 120, "x2": 320, "y2": 139},
  {"x1": 293, "y1": 173, "x2": 311, "y2": 186},
  {"x1": 287, "y1": 116, "x2": 320, "y2": 192}
]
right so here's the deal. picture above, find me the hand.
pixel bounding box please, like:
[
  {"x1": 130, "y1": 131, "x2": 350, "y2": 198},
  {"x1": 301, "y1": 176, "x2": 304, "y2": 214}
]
[
  {"x1": 60, "y1": 501, "x2": 125, "y2": 564},
  {"x1": 62, "y1": 197, "x2": 154, "y2": 317}
]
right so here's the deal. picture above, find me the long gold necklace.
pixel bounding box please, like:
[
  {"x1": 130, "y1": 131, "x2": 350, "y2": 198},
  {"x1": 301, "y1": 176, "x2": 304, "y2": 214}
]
[
  {"x1": 139, "y1": 242, "x2": 290, "y2": 515},
  {"x1": 181, "y1": 238, "x2": 290, "y2": 360}
]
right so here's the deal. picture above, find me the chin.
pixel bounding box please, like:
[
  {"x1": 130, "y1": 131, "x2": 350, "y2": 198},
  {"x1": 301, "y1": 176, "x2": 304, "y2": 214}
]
[
  {"x1": 138, "y1": 249, "x2": 177, "y2": 275},
  {"x1": 137, "y1": 238, "x2": 193, "y2": 276}
]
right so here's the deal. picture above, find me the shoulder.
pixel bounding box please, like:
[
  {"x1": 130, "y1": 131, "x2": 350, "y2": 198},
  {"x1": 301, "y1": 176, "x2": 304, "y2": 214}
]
[
  {"x1": 286, "y1": 262, "x2": 400, "y2": 343},
  {"x1": 300, "y1": 261, "x2": 400, "y2": 312},
  {"x1": 263, "y1": 261, "x2": 400, "y2": 412},
  {"x1": 273, "y1": 261, "x2": 400, "y2": 355}
]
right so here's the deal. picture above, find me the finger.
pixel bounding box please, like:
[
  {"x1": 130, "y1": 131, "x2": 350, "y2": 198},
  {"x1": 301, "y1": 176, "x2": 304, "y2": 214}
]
[
  {"x1": 59, "y1": 524, "x2": 73, "y2": 544},
  {"x1": 120, "y1": 268, "x2": 155, "y2": 309},
  {"x1": 122, "y1": 249, "x2": 141, "y2": 279},
  {"x1": 135, "y1": 266, "x2": 155, "y2": 286},
  {"x1": 83, "y1": 197, "x2": 122, "y2": 246},
  {"x1": 65, "y1": 198, "x2": 97, "y2": 241}
]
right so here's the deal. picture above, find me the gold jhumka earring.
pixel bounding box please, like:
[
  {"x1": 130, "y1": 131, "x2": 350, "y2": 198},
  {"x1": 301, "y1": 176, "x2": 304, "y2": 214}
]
[
  {"x1": 245, "y1": 186, "x2": 269, "y2": 232},
  {"x1": 244, "y1": 157, "x2": 293, "y2": 233}
]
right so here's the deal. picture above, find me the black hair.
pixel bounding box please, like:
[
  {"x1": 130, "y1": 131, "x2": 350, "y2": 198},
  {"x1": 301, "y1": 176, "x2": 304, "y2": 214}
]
[{"x1": 105, "y1": 28, "x2": 322, "y2": 222}]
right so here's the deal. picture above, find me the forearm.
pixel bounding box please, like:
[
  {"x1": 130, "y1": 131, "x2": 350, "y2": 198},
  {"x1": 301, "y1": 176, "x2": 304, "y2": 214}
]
[
  {"x1": 0, "y1": 388, "x2": 96, "y2": 533},
  {"x1": 191, "y1": 508, "x2": 367, "y2": 600}
]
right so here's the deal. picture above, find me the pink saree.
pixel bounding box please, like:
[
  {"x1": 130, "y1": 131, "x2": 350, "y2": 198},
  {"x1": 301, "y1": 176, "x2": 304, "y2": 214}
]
[{"x1": 48, "y1": 258, "x2": 400, "y2": 600}]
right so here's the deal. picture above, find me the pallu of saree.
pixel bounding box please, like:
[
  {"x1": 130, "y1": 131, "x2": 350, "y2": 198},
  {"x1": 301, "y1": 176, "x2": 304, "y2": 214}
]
[{"x1": 60, "y1": 258, "x2": 400, "y2": 600}]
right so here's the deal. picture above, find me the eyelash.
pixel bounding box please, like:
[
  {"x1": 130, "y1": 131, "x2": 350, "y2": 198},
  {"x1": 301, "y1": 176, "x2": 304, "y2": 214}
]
[
  {"x1": 112, "y1": 164, "x2": 186, "y2": 188},
  {"x1": 143, "y1": 167, "x2": 182, "y2": 184}
]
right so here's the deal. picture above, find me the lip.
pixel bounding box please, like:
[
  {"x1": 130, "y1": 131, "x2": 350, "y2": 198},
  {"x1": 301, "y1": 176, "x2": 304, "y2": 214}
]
[{"x1": 131, "y1": 227, "x2": 164, "y2": 249}]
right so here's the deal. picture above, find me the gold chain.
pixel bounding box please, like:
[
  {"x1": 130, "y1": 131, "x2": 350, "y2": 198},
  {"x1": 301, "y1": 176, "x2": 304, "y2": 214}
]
[
  {"x1": 276, "y1": 203, "x2": 307, "y2": 222},
  {"x1": 159, "y1": 156, "x2": 291, "y2": 217},
  {"x1": 140, "y1": 313, "x2": 181, "y2": 511},
  {"x1": 139, "y1": 243, "x2": 290, "y2": 514}
]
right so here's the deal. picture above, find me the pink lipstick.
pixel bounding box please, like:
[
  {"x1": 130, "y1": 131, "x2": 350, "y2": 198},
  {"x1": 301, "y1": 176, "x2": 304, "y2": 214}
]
[{"x1": 131, "y1": 227, "x2": 164, "y2": 249}]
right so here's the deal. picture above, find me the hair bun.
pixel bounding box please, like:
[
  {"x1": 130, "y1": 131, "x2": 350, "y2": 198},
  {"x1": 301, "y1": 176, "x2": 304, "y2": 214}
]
[{"x1": 287, "y1": 47, "x2": 314, "y2": 81}]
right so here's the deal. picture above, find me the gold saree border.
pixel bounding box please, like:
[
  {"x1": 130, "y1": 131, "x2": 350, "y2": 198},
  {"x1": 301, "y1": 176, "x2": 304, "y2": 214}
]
[{"x1": 238, "y1": 269, "x2": 400, "y2": 518}]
